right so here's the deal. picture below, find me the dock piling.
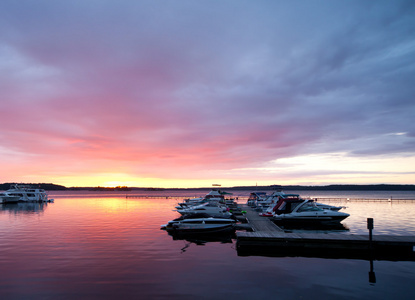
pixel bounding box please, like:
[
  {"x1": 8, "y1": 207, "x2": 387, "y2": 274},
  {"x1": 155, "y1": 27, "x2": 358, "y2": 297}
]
[{"x1": 367, "y1": 218, "x2": 374, "y2": 244}]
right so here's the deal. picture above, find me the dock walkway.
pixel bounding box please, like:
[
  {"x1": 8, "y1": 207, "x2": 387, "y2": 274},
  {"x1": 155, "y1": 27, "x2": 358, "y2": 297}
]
[
  {"x1": 236, "y1": 205, "x2": 415, "y2": 261},
  {"x1": 242, "y1": 205, "x2": 284, "y2": 232}
]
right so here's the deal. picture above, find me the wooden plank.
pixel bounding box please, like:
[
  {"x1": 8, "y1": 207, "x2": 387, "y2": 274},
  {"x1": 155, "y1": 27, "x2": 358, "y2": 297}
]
[{"x1": 241, "y1": 205, "x2": 283, "y2": 232}]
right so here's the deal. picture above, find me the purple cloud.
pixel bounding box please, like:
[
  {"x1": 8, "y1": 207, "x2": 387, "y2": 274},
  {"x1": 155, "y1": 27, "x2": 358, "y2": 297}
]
[{"x1": 1, "y1": 1, "x2": 414, "y2": 186}]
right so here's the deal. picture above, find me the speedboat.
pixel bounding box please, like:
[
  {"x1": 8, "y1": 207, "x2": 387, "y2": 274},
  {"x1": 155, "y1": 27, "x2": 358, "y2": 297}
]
[
  {"x1": 246, "y1": 192, "x2": 268, "y2": 207},
  {"x1": 1, "y1": 184, "x2": 54, "y2": 202},
  {"x1": 270, "y1": 197, "x2": 349, "y2": 225},
  {"x1": 259, "y1": 192, "x2": 343, "y2": 215},
  {"x1": 314, "y1": 202, "x2": 344, "y2": 211},
  {"x1": 175, "y1": 202, "x2": 233, "y2": 218},
  {"x1": 161, "y1": 214, "x2": 236, "y2": 233},
  {"x1": 250, "y1": 189, "x2": 288, "y2": 212},
  {"x1": 177, "y1": 189, "x2": 231, "y2": 208}
]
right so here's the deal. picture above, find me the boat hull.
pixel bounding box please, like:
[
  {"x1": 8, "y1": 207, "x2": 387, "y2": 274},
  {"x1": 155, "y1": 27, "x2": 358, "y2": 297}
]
[
  {"x1": 0, "y1": 196, "x2": 21, "y2": 203},
  {"x1": 165, "y1": 224, "x2": 235, "y2": 234},
  {"x1": 272, "y1": 214, "x2": 349, "y2": 225},
  {"x1": 162, "y1": 217, "x2": 236, "y2": 234}
]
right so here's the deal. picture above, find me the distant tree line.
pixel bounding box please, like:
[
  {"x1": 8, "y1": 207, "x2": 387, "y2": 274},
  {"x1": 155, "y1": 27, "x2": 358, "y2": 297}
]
[
  {"x1": 89, "y1": 186, "x2": 132, "y2": 191},
  {"x1": 1, "y1": 183, "x2": 414, "y2": 191},
  {"x1": 0, "y1": 183, "x2": 67, "y2": 190},
  {"x1": 230, "y1": 184, "x2": 415, "y2": 191}
]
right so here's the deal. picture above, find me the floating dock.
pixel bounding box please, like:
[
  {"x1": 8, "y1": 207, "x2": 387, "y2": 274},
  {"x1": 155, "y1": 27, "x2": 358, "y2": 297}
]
[{"x1": 236, "y1": 206, "x2": 415, "y2": 261}]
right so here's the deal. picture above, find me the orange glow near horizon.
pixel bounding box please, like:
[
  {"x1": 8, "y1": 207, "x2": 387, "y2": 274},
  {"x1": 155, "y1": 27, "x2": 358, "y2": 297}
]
[{"x1": 2, "y1": 153, "x2": 415, "y2": 188}]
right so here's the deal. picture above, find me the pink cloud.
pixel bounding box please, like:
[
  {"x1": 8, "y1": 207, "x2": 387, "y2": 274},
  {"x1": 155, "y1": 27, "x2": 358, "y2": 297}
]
[{"x1": 1, "y1": 1, "x2": 414, "y2": 186}]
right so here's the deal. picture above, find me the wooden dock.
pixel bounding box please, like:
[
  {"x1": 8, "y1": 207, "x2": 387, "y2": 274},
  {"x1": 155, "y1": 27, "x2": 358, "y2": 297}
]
[
  {"x1": 236, "y1": 206, "x2": 415, "y2": 261},
  {"x1": 241, "y1": 205, "x2": 283, "y2": 232}
]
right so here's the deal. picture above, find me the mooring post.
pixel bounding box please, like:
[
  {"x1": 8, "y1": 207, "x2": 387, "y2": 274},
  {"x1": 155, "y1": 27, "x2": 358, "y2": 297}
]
[
  {"x1": 367, "y1": 218, "x2": 374, "y2": 244},
  {"x1": 367, "y1": 218, "x2": 376, "y2": 283}
]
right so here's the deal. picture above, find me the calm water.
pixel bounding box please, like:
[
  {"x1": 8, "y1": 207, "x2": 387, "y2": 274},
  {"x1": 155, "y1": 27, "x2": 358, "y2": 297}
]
[{"x1": 0, "y1": 190, "x2": 415, "y2": 299}]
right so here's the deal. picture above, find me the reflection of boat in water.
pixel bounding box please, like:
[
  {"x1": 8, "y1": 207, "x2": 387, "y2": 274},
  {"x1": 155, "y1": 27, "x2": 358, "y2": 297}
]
[
  {"x1": 167, "y1": 230, "x2": 235, "y2": 245},
  {"x1": 161, "y1": 213, "x2": 236, "y2": 234},
  {"x1": 165, "y1": 228, "x2": 235, "y2": 253},
  {"x1": 1, "y1": 202, "x2": 49, "y2": 214},
  {"x1": 1, "y1": 184, "x2": 54, "y2": 203}
]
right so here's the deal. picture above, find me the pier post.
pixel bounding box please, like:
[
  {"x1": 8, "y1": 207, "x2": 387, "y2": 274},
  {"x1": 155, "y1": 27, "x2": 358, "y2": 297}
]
[
  {"x1": 367, "y1": 218, "x2": 374, "y2": 244},
  {"x1": 367, "y1": 218, "x2": 376, "y2": 283}
]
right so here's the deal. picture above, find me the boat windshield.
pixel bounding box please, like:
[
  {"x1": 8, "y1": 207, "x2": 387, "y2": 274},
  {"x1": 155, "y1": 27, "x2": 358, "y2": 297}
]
[
  {"x1": 275, "y1": 200, "x2": 303, "y2": 214},
  {"x1": 297, "y1": 202, "x2": 322, "y2": 212}
]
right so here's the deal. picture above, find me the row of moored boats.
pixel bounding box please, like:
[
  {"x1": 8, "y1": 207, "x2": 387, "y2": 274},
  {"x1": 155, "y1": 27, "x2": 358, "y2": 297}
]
[
  {"x1": 161, "y1": 190, "x2": 238, "y2": 234},
  {"x1": 247, "y1": 189, "x2": 349, "y2": 225},
  {"x1": 161, "y1": 189, "x2": 350, "y2": 234},
  {"x1": 0, "y1": 184, "x2": 54, "y2": 204}
]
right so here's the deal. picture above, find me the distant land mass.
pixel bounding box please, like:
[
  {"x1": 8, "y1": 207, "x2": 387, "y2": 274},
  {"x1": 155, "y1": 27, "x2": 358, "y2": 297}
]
[
  {"x1": 0, "y1": 183, "x2": 67, "y2": 190},
  {"x1": 1, "y1": 183, "x2": 415, "y2": 191}
]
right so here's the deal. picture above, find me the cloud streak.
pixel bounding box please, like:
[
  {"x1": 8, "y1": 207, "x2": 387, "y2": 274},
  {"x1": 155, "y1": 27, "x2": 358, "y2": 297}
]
[{"x1": 1, "y1": 0, "x2": 414, "y2": 187}]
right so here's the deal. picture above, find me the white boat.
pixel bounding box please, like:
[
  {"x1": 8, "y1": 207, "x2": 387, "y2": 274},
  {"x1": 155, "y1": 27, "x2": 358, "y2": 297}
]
[
  {"x1": 314, "y1": 202, "x2": 344, "y2": 211},
  {"x1": 270, "y1": 197, "x2": 349, "y2": 225},
  {"x1": 0, "y1": 194, "x2": 21, "y2": 204},
  {"x1": 1, "y1": 184, "x2": 54, "y2": 203},
  {"x1": 257, "y1": 190, "x2": 288, "y2": 211},
  {"x1": 246, "y1": 192, "x2": 268, "y2": 206},
  {"x1": 175, "y1": 202, "x2": 233, "y2": 218},
  {"x1": 258, "y1": 190, "x2": 343, "y2": 214},
  {"x1": 177, "y1": 189, "x2": 229, "y2": 209},
  {"x1": 161, "y1": 214, "x2": 236, "y2": 233}
]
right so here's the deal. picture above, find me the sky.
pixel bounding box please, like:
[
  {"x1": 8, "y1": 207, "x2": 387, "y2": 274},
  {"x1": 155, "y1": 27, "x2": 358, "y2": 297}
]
[{"x1": 1, "y1": 0, "x2": 415, "y2": 188}]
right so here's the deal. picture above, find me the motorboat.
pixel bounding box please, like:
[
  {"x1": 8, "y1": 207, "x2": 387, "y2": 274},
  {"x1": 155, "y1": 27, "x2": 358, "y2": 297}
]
[
  {"x1": 175, "y1": 202, "x2": 233, "y2": 218},
  {"x1": 177, "y1": 189, "x2": 231, "y2": 209},
  {"x1": 249, "y1": 189, "x2": 288, "y2": 212},
  {"x1": 259, "y1": 194, "x2": 300, "y2": 217},
  {"x1": 269, "y1": 196, "x2": 349, "y2": 225},
  {"x1": 161, "y1": 214, "x2": 236, "y2": 233},
  {"x1": 259, "y1": 192, "x2": 343, "y2": 215},
  {"x1": 1, "y1": 184, "x2": 54, "y2": 203},
  {"x1": 246, "y1": 192, "x2": 268, "y2": 207},
  {"x1": 313, "y1": 202, "x2": 344, "y2": 211}
]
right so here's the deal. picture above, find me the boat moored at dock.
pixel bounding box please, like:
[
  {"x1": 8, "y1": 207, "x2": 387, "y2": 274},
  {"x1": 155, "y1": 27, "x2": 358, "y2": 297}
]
[
  {"x1": 270, "y1": 197, "x2": 349, "y2": 225},
  {"x1": 175, "y1": 201, "x2": 233, "y2": 218},
  {"x1": 161, "y1": 214, "x2": 236, "y2": 234}
]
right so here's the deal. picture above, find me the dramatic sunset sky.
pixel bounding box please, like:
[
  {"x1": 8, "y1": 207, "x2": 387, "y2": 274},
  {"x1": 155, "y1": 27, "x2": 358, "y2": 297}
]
[{"x1": 1, "y1": 1, "x2": 414, "y2": 188}]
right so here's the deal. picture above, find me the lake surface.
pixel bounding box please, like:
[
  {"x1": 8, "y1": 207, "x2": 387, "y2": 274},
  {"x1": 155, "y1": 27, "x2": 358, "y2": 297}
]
[{"x1": 1, "y1": 190, "x2": 415, "y2": 299}]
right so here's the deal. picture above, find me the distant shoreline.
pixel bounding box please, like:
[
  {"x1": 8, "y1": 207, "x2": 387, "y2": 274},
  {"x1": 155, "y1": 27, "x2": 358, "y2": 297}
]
[{"x1": 1, "y1": 183, "x2": 415, "y2": 191}]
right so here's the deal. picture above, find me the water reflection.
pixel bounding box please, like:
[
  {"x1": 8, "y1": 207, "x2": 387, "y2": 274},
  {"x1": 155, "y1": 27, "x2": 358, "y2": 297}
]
[
  {"x1": 237, "y1": 241, "x2": 415, "y2": 261},
  {"x1": 164, "y1": 230, "x2": 235, "y2": 253},
  {"x1": 1, "y1": 195, "x2": 414, "y2": 299},
  {"x1": 0, "y1": 202, "x2": 49, "y2": 214}
]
